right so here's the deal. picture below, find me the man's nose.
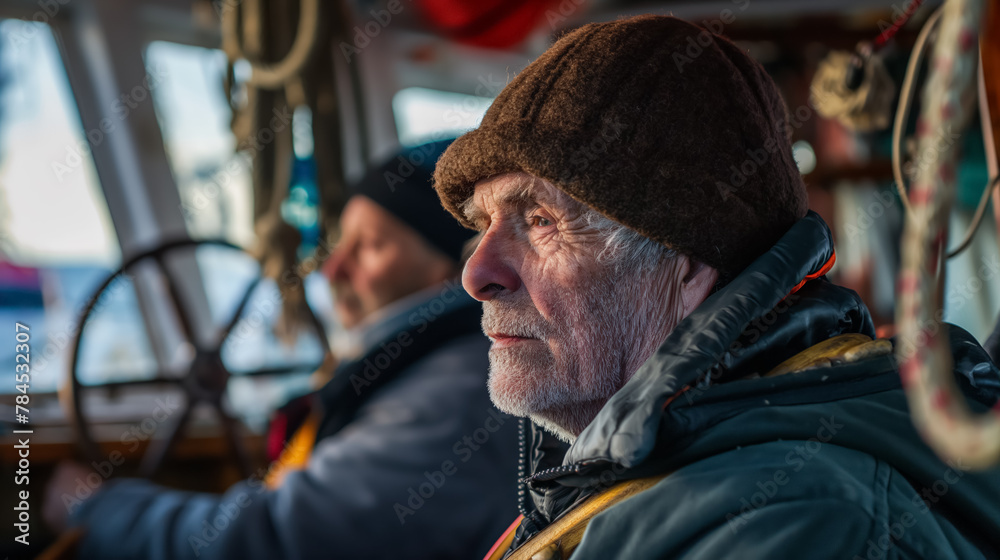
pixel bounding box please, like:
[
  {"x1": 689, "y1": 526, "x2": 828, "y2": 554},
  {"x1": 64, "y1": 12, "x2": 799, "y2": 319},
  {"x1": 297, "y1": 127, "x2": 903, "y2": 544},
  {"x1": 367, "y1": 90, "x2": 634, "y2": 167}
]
[{"x1": 462, "y1": 228, "x2": 521, "y2": 301}]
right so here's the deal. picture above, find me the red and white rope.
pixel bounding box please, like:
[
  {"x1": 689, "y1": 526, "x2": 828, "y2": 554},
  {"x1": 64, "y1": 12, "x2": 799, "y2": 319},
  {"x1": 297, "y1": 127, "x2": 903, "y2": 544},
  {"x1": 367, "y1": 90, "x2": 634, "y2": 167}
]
[{"x1": 895, "y1": 0, "x2": 1000, "y2": 470}]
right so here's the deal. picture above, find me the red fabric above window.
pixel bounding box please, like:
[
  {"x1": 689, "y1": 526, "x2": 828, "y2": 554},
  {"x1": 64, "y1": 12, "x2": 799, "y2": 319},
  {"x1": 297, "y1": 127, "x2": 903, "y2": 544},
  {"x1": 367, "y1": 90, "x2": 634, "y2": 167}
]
[
  {"x1": 415, "y1": 0, "x2": 568, "y2": 49},
  {"x1": 0, "y1": 260, "x2": 41, "y2": 290}
]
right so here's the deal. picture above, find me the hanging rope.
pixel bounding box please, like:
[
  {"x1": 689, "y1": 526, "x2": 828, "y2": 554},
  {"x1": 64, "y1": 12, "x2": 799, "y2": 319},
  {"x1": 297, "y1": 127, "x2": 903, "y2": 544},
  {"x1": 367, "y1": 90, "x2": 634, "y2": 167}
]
[
  {"x1": 889, "y1": 6, "x2": 1000, "y2": 258},
  {"x1": 221, "y1": 0, "x2": 322, "y2": 90},
  {"x1": 891, "y1": 7, "x2": 944, "y2": 218},
  {"x1": 895, "y1": 0, "x2": 1000, "y2": 470},
  {"x1": 220, "y1": 0, "x2": 356, "y2": 345}
]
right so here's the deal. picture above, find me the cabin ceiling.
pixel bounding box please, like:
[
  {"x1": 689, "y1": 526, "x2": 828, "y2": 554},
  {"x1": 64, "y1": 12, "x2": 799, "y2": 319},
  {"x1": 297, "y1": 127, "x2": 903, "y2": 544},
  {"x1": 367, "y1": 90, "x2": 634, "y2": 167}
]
[{"x1": 0, "y1": 0, "x2": 939, "y2": 52}]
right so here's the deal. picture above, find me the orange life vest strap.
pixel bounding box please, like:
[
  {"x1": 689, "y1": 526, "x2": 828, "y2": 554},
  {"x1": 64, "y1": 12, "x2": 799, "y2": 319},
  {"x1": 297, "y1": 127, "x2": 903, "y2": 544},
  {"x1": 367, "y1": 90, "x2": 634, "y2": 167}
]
[{"x1": 265, "y1": 411, "x2": 321, "y2": 489}]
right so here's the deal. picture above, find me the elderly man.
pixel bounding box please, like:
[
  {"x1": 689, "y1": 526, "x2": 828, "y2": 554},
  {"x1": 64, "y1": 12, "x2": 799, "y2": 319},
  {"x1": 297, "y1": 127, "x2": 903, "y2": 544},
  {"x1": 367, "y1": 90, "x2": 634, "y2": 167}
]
[
  {"x1": 434, "y1": 16, "x2": 1000, "y2": 559},
  {"x1": 46, "y1": 141, "x2": 518, "y2": 559}
]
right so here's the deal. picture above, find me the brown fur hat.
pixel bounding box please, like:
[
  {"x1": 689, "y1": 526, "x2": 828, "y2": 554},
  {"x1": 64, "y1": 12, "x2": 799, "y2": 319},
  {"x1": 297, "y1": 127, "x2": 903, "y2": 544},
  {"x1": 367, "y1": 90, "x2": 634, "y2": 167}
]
[{"x1": 433, "y1": 15, "x2": 808, "y2": 278}]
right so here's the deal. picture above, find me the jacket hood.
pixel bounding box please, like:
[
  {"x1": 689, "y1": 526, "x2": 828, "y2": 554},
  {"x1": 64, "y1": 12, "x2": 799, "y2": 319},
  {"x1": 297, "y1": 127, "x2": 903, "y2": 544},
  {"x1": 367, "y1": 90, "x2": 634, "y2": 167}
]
[{"x1": 564, "y1": 210, "x2": 858, "y2": 468}]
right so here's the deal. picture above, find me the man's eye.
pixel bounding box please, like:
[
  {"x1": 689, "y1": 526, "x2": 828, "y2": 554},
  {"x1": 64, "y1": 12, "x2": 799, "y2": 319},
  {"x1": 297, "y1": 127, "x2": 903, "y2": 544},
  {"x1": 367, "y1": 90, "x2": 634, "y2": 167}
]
[{"x1": 529, "y1": 216, "x2": 553, "y2": 227}]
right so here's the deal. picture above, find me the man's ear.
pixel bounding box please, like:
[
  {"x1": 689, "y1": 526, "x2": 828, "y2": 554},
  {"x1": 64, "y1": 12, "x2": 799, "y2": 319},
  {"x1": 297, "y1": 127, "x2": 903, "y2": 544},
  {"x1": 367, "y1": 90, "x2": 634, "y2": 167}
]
[{"x1": 679, "y1": 257, "x2": 718, "y2": 318}]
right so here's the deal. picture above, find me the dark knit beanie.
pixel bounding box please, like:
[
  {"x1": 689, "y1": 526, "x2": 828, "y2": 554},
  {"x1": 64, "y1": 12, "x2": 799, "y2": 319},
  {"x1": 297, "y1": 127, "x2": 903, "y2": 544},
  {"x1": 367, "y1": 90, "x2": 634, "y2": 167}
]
[
  {"x1": 354, "y1": 139, "x2": 473, "y2": 263},
  {"x1": 434, "y1": 15, "x2": 808, "y2": 278}
]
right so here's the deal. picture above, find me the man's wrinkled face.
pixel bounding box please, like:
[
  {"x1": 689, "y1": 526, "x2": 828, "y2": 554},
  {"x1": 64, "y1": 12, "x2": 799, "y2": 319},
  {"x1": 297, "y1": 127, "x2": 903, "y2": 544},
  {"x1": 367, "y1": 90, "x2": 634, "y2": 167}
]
[
  {"x1": 462, "y1": 173, "x2": 687, "y2": 440},
  {"x1": 322, "y1": 195, "x2": 454, "y2": 329}
]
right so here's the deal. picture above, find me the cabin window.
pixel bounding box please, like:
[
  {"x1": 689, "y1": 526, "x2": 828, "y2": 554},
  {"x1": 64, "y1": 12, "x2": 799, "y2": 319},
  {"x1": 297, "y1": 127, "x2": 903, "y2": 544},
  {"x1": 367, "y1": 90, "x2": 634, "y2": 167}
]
[
  {"x1": 143, "y1": 41, "x2": 254, "y2": 246},
  {"x1": 0, "y1": 20, "x2": 121, "y2": 395},
  {"x1": 392, "y1": 86, "x2": 493, "y2": 146}
]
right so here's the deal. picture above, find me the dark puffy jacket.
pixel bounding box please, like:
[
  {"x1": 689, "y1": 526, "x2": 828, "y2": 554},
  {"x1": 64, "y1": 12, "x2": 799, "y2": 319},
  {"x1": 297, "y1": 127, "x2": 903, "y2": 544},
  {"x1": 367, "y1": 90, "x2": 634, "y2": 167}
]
[
  {"x1": 71, "y1": 290, "x2": 519, "y2": 559},
  {"x1": 507, "y1": 212, "x2": 1000, "y2": 559}
]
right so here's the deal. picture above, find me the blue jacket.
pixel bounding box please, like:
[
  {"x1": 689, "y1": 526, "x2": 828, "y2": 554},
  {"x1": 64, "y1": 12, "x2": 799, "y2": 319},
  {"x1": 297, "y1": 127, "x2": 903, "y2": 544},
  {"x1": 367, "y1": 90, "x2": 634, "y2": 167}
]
[
  {"x1": 508, "y1": 212, "x2": 1000, "y2": 559},
  {"x1": 72, "y1": 289, "x2": 519, "y2": 559}
]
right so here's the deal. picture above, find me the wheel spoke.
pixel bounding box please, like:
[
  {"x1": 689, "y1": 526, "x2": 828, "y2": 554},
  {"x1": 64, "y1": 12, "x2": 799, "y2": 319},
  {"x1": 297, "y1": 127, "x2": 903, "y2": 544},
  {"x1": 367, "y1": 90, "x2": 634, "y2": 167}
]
[
  {"x1": 75, "y1": 376, "x2": 182, "y2": 391},
  {"x1": 228, "y1": 362, "x2": 323, "y2": 377},
  {"x1": 214, "y1": 402, "x2": 252, "y2": 478},
  {"x1": 138, "y1": 398, "x2": 193, "y2": 478},
  {"x1": 154, "y1": 252, "x2": 203, "y2": 353},
  {"x1": 215, "y1": 276, "x2": 263, "y2": 347}
]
